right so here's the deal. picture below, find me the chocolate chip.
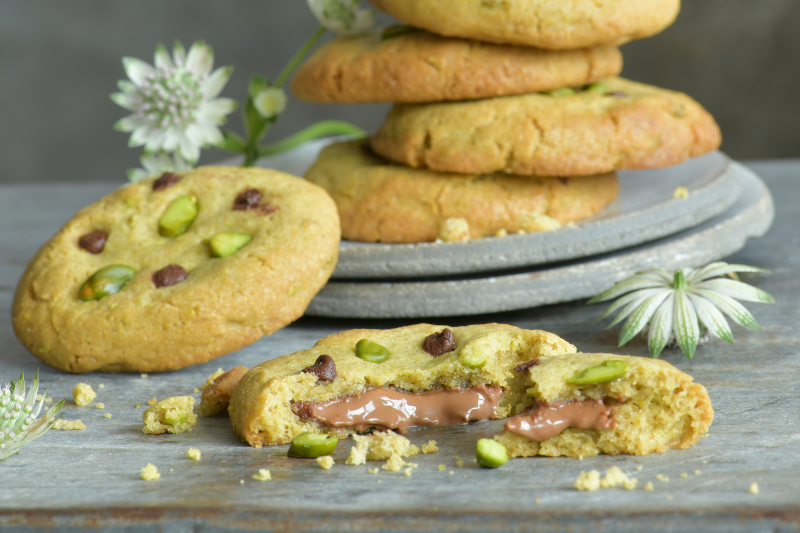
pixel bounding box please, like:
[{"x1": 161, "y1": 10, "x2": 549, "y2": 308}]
[
  {"x1": 152, "y1": 172, "x2": 182, "y2": 191},
  {"x1": 152, "y1": 264, "x2": 188, "y2": 288},
  {"x1": 514, "y1": 359, "x2": 540, "y2": 373},
  {"x1": 233, "y1": 189, "x2": 263, "y2": 210},
  {"x1": 258, "y1": 203, "x2": 277, "y2": 216},
  {"x1": 301, "y1": 355, "x2": 338, "y2": 382},
  {"x1": 423, "y1": 328, "x2": 456, "y2": 357},
  {"x1": 609, "y1": 92, "x2": 628, "y2": 98},
  {"x1": 78, "y1": 231, "x2": 108, "y2": 254},
  {"x1": 558, "y1": 177, "x2": 569, "y2": 186}
]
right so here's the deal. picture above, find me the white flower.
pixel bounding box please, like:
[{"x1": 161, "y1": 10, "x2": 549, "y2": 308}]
[
  {"x1": 307, "y1": 0, "x2": 375, "y2": 34},
  {"x1": 0, "y1": 371, "x2": 64, "y2": 460},
  {"x1": 253, "y1": 87, "x2": 288, "y2": 120},
  {"x1": 589, "y1": 262, "x2": 775, "y2": 359},
  {"x1": 127, "y1": 151, "x2": 191, "y2": 183},
  {"x1": 111, "y1": 41, "x2": 237, "y2": 163}
]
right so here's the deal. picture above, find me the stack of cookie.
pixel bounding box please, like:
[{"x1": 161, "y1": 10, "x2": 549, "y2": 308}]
[{"x1": 293, "y1": 0, "x2": 721, "y2": 244}]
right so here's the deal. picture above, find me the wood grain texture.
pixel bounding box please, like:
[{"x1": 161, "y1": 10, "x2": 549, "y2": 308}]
[{"x1": 0, "y1": 161, "x2": 797, "y2": 532}]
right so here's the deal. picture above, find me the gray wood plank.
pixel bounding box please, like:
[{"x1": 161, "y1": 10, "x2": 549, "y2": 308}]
[{"x1": 0, "y1": 161, "x2": 797, "y2": 532}]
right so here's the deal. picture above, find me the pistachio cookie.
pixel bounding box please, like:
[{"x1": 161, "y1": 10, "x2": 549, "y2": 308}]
[
  {"x1": 368, "y1": 0, "x2": 680, "y2": 50},
  {"x1": 228, "y1": 323, "x2": 577, "y2": 447},
  {"x1": 495, "y1": 353, "x2": 714, "y2": 457},
  {"x1": 305, "y1": 140, "x2": 619, "y2": 243},
  {"x1": 292, "y1": 28, "x2": 622, "y2": 103},
  {"x1": 371, "y1": 77, "x2": 721, "y2": 177},
  {"x1": 12, "y1": 166, "x2": 340, "y2": 373}
]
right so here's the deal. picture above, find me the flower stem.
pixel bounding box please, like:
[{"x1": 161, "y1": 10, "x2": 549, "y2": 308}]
[
  {"x1": 256, "y1": 120, "x2": 365, "y2": 159},
  {"x1": 273, "y1": 26, "x2": 326, "y2": 89}
]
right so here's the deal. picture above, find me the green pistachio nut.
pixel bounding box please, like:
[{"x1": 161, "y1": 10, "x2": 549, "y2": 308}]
[
  {"x1": 458, "y1": 345, "x2": 487, "y2": 369},
  {"x1": 566, "y1": 360, "x2": 628, "y2": 386},
  {"x1": 586, "y1": 81, "x2": 609, "y2": 95},
  {"x1": 79, "y1": 264, "x2": 136, "y2": 301},
  {"x1": 210, "y1": 232, "x2": 251, "y2": 258},
  {"x1": 158, "y1": 195, "x2": 198, "y2": 237},
  {"x1": 163, "y1": 412, "x2": 188, "y2": 426},
  {"x1": 355, "y1": 339, "x2": 390, "y2": 363},
  {"x1": 476, "y1": 438, "x2": 509, "y2": 468},
  {"x1": 545, "y1": 87, "x2": 576, "y2": 97},
  {"x1": 288, "y1": 432, "x2": 339, "y2": 458}
]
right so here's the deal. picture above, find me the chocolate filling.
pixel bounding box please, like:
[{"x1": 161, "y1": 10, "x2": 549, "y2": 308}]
[
  {"x1": 293, "y1": 384, "x2": 503, "y2": 433},
  {"x1": 514, "y1": 359, "x2": 540, "y2": 373},
  {"x1": 504, "y1": 399, "x2": 613, "y2": 441}
]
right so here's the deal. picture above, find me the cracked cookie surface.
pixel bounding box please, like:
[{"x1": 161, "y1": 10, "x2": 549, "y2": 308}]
[
  {"x1": 305, "y1": 140, "x2": 619, "y2": 243},
  {"x1": 292, "y1": 29, "x2": 622, "y2": 103},
  {"x1": 368, "y1": 0, "x2": 680, "y2": 50},
  {"x1": 371, "y1": 77, "x2": 721, "y2": 177},
  {"x1": 13, "y1": 166, "x2": 340, "y2": 373}
]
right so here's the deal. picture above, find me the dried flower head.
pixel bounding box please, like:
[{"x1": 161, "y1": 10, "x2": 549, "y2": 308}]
[
  {"x1": 307, "y1": 0, "x2": 375, "y2": 34},
  {"x1": 589, "y1": 262, "x2": 775, "y2": 358},
  {"x1": 111, "y1": 41, "x2": 237, "y2": 163},
  {"x1": 1, "y1": 371, "x2": 64, "y2": 460}
]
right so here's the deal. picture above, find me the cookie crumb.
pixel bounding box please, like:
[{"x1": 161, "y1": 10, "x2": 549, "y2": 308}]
[
  {"x1": 535, "y1": 498, "x2": 541, "y2": 504},
  {"x1": 140, "y1": 464, "x2": 160, "y2": 481},
  {"x1": 438, "y1": 464, "x2": 446, "y2": 471},
  {"x1": 644, "y1": 482, "x2": 654, "y2": 491},
  {"x1": 600, "y1": 466, "x2": 638, "y2": 490},
  {"x1": 252, "y1": 469, "x2": 272, "y2": 481},
  {"x1": 203, "y1": 368, "x2": 225, "y2": 389},
  {"x1": 36, "y1": 394, "x2": 43, "y2": 401},
  {"x1": 421, "y1": 440, "x2": 438, "y2": 454},
  {"x1": 72, "y1": 383, "x2": 96, "y2": 406},
  {"x1": 635, "y1": 465, "x2": 643, "y2": 471},
  {"x1": 317, "y1": 456, "x2": 334, "y2": 470},
  {"x1": 134, "y1": 404, "x2": 140, "y2": 408},
  {"x1": 449, "y1": 471, "x2": 454, "y2": 475},
  {"x1": 656, "y1": 474, "x2": 669, "y2": 483},
  {"x1": 187, "y1": 448, "x2": 202, "y2": 461},
  {"x1": 98, "y1": 384, "x2": 105, "y2": 389},
  {"x1": 95, "y1": 403, "x2": 104, "y2": 409},
  {"x1": 45, "y1": 397, "x2": 54, "y2": 403},
  {"x1": 382, "y1": 453, "x2": 407, "y2": 472},
  {"x1": 142, "y1": 396, "x2": 197, "y2": 435},
  {"x1": 666, "y1": 495, "x2": 673, "y2": 500},
  {"x1": 193, "y1": 388, "x2": 200, "y2": 393},
  {"x1": 519, "y1": 212, "x2": 562, "y2": 232},
  {"x1": 680, "y1": 472, "x2": 688, "y2": 478},
  {"x1": 695, "y1": 470, "x2": 702, "y2": 475},
  {"x1": 438, "y1": 217, "x2": 470, "y2": 242},
  {"x1": 148, "y1": 397, "x2": 157, "y2": 406},
  {"x1": 403, "y1": 467, "x2": 413, "y2": 477},
  {"x1": 240, "y1": 479, "x2": 245, "y2": 484},
  {"x1": 346, "y1": 430, "x2": 419, "y2": 466},
  {"x1": 368, "y1": 468, "x2": 379, "y2": 474},
  {"x1": 574, "y1": 470, "x2": 601, "y2": 491},
  {"x1": 673, "y1": 186, "x2": 689, "y2": 199},
  {"x1": 104, "y1": 413, "x2": 112, "y2": 419},
  {"x1": 456, "y1": 459, "x2": 465, "y2": 468},
  {"x1": 495, "y1": 228, "x2": 508, "y2": 238},
  {"x1": 52, "y1": 419, "x2": 86, "y2": 430},
  {"x1": 749, "y1": 482, "x2": 759, "y2": 494},
  {"x1": 140, "y1": 374, "x2": 148, "y2": 379}
]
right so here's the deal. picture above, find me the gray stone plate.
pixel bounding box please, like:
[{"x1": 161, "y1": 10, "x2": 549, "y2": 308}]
[
  {"x1": 306, "y1": 162, "x2": 773, "y2": 318},
  {"x1": 258, "y1": 142, "x2": 739, "y2": 279}
]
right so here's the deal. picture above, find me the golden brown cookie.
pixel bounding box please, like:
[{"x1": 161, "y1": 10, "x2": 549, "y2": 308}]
[
  {"x1": 371, "y1": 77, "x2": 721, "y2": 177},
  {"x1": 495, "y1": 353, "x2": 713, "y2": 457},
  {"x1": 305, "y1": 140, "x2": 619, "y2": 243},
  {"x1": 292, "y1": 28, "x2": 622, "y2": 103},
  {"x1": 12, "y1": 166, "x2": 340, "y2": 373},
  {"x1": 368, "y1": 0, "x2": 680, "y2": 50},
  {"x1": 228, "y1": 323, "x2": 577, "y2": 447}
]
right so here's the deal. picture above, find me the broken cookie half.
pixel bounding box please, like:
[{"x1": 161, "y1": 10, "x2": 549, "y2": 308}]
[
  {"x1": 495, "y1": 353, "x2": 714, "y2": 457},
  {"x1": 228, "y1": 323, "x2": 577, "y2": 446}
]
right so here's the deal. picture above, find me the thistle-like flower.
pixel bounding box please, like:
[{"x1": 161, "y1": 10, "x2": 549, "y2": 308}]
[
  {"x1": 111, "y1": 41, "x2": 237, "y2": 163},
  {"x1": 589, "y1": 262, "x2": 775, "y2": 359},
  {"x1": 127, "y1": 151, "x2": 191, "y2": 183},
  {"x1": 307, "y1": 0, "x2": 376, "y2": 34},
  {"x1": 0, "y1": 371, "x2": 64, "y2": 460},
  {"x1": 253, "y1": 87, "x2": 288, "y2": 120}
]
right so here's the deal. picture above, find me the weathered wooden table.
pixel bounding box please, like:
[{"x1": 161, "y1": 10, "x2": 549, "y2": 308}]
[{"x1": 0, "y1": 161, "x2": 797, "y2": 532}]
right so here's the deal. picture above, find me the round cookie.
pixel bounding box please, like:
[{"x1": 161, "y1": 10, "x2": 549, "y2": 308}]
[
  {"x1": 12, "y1": 166, "x2": 340, "y2": 373},
  {"x1": 305, "y1": 140, "x2": 620, "y2": 243},
  {"x1": 371, "y1": 77, "x2": 722, "y2": 177},
  {"x1": 228, "y1": 323, "x2": 577, "y2": 447},
  {"x1": 368, "y1": 0, "x2": 680, "y2": 50},
  {"x1": 292, "y1": 28, "x2": 622, "y2": 103}
]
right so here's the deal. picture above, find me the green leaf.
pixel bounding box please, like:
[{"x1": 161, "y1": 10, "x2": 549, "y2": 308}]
[
  {"x1": 587, "y1": 277, "x2": 666, "y2": 304},
  {"x1": 593, "y1": 288, "x2": 662, "y2": 324},
  {"x1": 218, "y1": 130, "x2": 247, "y2": 153},
  {"x1": 256, "y1": 120, "x2": 366, "y2": 159},
  {"x1": 23, "y1": 370, "x2": 38, "y2": 409},
  {"x1": 687, "y1": 293, "x2": 733, "y2": 343},
  {"x1": 647, "y1": 293, "x2": 674, "y2": 358},
  {"x1": 694, "y1": 279, "x2": 775, "y2": 304},
  {"x1": 687, "y1": 262, "x2": 770, "y2": 283},
  {"x1": 693, "y1": 290, "x2": 761, "y2": 330},
  {"x1": 631, "y1": 269, "x2": 673, "y2": 283},
  {"x1": 618, "y1": 291, "x2": 671, "y2": 346},
  {"x1": 674, "y1": 292, "x2": 699, "y2": 359}
]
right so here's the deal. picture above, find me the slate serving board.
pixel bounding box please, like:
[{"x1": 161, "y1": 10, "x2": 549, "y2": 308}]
[{"x1": 0, "y1": 161, "x2": 797, "y2": 533}]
